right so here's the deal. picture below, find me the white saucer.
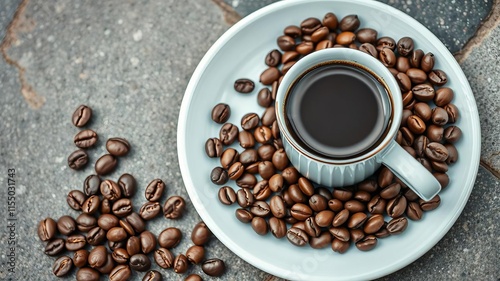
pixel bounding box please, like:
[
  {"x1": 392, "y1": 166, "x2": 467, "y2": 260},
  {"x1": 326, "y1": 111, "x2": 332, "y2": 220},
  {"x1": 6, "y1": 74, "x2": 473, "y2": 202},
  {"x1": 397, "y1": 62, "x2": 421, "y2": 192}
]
[{"x1": 177, "y1": 0, "x2": 481, "y2": 280}]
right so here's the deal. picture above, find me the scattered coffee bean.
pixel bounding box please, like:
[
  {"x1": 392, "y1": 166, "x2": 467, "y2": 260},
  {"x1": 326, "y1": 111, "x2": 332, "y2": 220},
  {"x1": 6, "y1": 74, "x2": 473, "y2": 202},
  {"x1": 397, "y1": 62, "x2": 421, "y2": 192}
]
[
  {"x1": 211, "y1": 103, "x2": 231, "y2": 124},
  {"x1": 139, "y1": 201, "x2": 162, "y2": 220},
  {"x1": 202, "y1": 258, "x2": 226, "y2": 277},
  {"x1": 143, "y1": 270, "x2": 163, "y2": 281},
  {"x1": 140, "y1": 231, "x2": 157, "y2": 254},
  {"x1": 163, "y1": 195, "x2": 186, "y2": 219},
  {"x1": 174, "y1": 254, "x2": 189, "y2": 273},
  {"x1": 57, "y1": 215, "x2": 77, "y2": 235},
  {"x1": 100, "y1": 179, "x2": 122, "y2": 201},
  {"x1": 38, "y1": 217, "x2": 57, "y2": 242},
  {"x1": 68, "y1": 149, "x2": 89, "y2": 170},
  {"x1": 66, "y1": 234, "x2": 87, "y2": 251},
  {"x1": 129, "y1": 253, "x2": 151, "y2": 272},
  {"x1": 74, "y1": 129, "x2": 98, "y2": 148},
  {"x1": 45, "y1": 238, "x2": 65, "y2": 256},
  {"x1": 234, "y1": 78, "x2": 255, "y2": 93},
  {"x1": 109, "y1": 265, "x2": 132, "y2": 281},
  {"x1": 145, "y1": 179, "x2": 165, "y2": 202},
  {"x1": 218, "y1": 186, "x2": 237, "y2": 205},
  {"x1": 186, "y1": 245, "x2": 205, "y2": 264},
  {"x1": 73, "y1": 249, "x2": 89, "y2": 268},
  {"x1": 154, "y1": 247, "x2": 175, "y2": 269},
  {"x1": 95, "y1": 154, "x2": 118, "y2": 175},
  {"x1": 158, "y1": 227, "x2": 182, "y2": 248},
  {"x1": 191, "y1": 221, "x2": 212, "y2": 246},
  {"x1": 76, "y1": 267, "x2": 100, "y2": 281},
  {"x1": 53, "y1": 255, "x2": 73, "y2": 277},
  {"x1": 76, "y1": 213, "x2": 97, "y2": 232},
  {"x1": 72, "y1": 105, "x2": 92, "y2": 127}
]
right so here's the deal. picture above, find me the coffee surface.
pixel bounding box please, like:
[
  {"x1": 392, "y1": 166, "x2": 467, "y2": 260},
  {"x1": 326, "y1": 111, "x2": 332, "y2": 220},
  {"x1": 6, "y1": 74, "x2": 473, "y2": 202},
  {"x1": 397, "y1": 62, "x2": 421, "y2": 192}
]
[{"x1": 286, "y1": 63, "x2": 388, "y2": 158}]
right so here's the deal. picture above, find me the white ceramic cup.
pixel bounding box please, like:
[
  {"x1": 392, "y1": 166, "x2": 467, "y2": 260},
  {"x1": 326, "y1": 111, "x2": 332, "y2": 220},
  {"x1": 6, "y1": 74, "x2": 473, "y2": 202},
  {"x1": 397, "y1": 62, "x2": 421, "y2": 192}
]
[{"x1": 275, "y1": 48, "x2": 441, "y2": 201}]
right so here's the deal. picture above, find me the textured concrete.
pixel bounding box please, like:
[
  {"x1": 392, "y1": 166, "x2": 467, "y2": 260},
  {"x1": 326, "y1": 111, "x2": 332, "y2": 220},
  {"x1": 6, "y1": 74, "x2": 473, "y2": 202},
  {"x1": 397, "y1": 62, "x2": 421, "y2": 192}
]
[
  {"x1": 224, "y1": 0, "x2": 493, "y2": 54},
  {"x1": 461, "y1": 26, "x2": 500, "y2": 175},
  {"x1": 0, "y1": 0, "x2": 498, "y2": 280}
]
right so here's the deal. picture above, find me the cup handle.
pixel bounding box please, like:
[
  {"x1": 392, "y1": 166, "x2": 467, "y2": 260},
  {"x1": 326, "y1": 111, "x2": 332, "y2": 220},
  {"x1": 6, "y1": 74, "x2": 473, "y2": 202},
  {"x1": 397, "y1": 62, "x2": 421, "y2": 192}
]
[{"x1": 378, "y1": 141, "x2": 441, "y2": 201}]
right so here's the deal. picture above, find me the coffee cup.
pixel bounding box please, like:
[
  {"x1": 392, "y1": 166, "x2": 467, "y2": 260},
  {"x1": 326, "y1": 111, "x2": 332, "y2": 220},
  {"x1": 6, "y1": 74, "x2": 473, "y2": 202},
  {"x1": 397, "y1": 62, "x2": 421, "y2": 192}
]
[{"x1": 275, "y1": 48, "x2": 441, "y2": 201}]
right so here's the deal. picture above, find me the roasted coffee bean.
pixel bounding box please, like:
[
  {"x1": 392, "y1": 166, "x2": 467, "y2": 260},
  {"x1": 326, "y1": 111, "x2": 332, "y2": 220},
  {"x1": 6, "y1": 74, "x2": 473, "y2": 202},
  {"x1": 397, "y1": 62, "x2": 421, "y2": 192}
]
[
  {"x1": 290, "y1": 203, "x2": 313, "y2": 221},
  {"x1": 332, "y1": 209, "x2": 349, "y2": 227},
  {"x1": 396, "y1": 56, "x2": 411, "y2": 73},
  {"x1": 236, "y1": 173, "x2": 257, "y2": 188},
  {"x1": 310, "y1": 26, "x2": 329, "y2": 42},
  {"x1": 425, "y1": 142, "x2": 449, "y2": 162},
  {"x1": 258, "y1": 161, "x2": 275, "y2": 180},
  {"x1": 111, "y1": 198, "x2": 132, "y2": 217},
  {"x1": 126, "y1": 236, "x2": 141, "y2": 256},
  {"x1": 282, "y1": 167, "x2": 299, "y2": 184},
  {"x1": 286, "y1": 227, "x2": 309, "y2": 246},
  {"x1": 387, "y1": 217, "x2": 408, "y2": 235},
  {"x1": 174, "y1": 254, "x2": 189, "y2": 273},
  {"x1": 241, "y1": 113, "x2": 260, "y2": 131},
  {"x1": 288, "y1": 184, "x2": 307, "y2": 203},
  {"x1": 304, "y1": 217, "x2": 321, "y2": 237},
  {"x1": 444, "y1": 103, "x2": 459, "y2": 123},
  {"x1": 245, "y1": 162, "x2": 259, "y2": 174},
  {"x1": 406, "y1": 201, "x2": 423, "y2": 221},
  {"x1": 88, "y1": 245, "x2": 108, "y2": 268},
  {"x1": 284, "y1": 25, "x2": 302, "y2": 37},
  {"x1": 316, "y1": 39, "x2": 333, "y2": 50},
  {"x1": 192, "y1": 221, "x2": 212, "y2": 245},
  {"x1": 186, "y1": 245, "x2": 205, "y2": 264},
  {"x1": 67, "y1": 190, "x2": 87, "y2": 210},
  {"x1": 119, "y1": 220, "x2": 135, "y2": 236},
  {"x1": 130, "y1": 253, "x2": 151, "y2": 272},
  {"x1": 154, "y1": 247, "x2": 174, "y2": 268},
  {"x1": 57, "y1": 215, "x2": 77, "y2": 236},
  {"x1": 266, "y1": 174, "x2": 283, "y2": 193},
  {"x1": 250, "y1": 200, "x2": 271, "y2": 217},
  {"x1": 113, "y1": 174, "x2": 135, "y2": 199},
  {"x1": 76, "y1": 267, "x2": 100, "y2": 281},
  {"x1": 355, "y1": 235, "x2": 377, "y2": 251},
  {"x1": 266, "y1": 217, "x2": 285, "y2": 239},
  {"x1": 386, "y1": 195, "x2": 407, "y2": 218},
  {"x1": 87, "y1": 226, "x2": 106, "y2": 246},
  {"x1": 296, "y1": 177, "x2": 314, "y2": 197},
  {"x1": 350, "y1": 229, "x2": 365, "y2": 243},
  {"x1": 329, "y1": 226, "x2": 350, "y2": 242},
  {"x1": 309, "y1": 194, "x2": 328, "y2": 212},
  {"x1": 45, "y1": 238, "x2": 65, "y2": 256},
  {"x1": 210, "y1": 167, "x2": 228, "y2": 185},
  {"x1": 414, "y1": 135, "x2": 430, "y2": 157},
  {"x1": 396, "y1": 72, "x2": 412, "y2": 92},
  {"x1": 109, "y1": 241, "x2": 126, "y2": 252},
  {"x1": 238, "y1": 131, "x2": 255, "y2": 149},
  {"x1": 125, "y1": 213, "x2": 145, "y2": 234},
  {"x1": 419, "y1": 195, "x2": 441, "y2": 211},
  {"x1": 272, "y1": 80, "x2": 280, "y2": 100},
  {"x1": 339, "y1": 14, "x2": 360, "y2": 31},
  {"x1": 158, "y1": 227, "x2": 182, "y2": 248},
  {"x1": 363, "y1": 214, "x2": 385, "y2": 234},
  {"x1": 139, "y1": 231, "x2": 156, "y2": 254},
  {"x1": 413, "y1": 102, "x2": 432, "y2": 122},
  {"x1": 281, "y1": 61, "x2": 296, "y2": 75},
  {"x1": 261, "y1": 106, "x2": 276, "y2": 126},
  {"x1": 112, "y1": 248, "x2": 130, "y2": 264},
  {"x1": 202, "y1": 258, "x2": 226, "y2": 277},
  {"x1": 332, "y1": 188, "x2": 353, "y2": 201},
  {"x1": 220, "y1": 148, "x2": 239, "y2": 169},
  {"x1": 163, "y1": 196, "x2": 186, "y2": 219},
  {"x1": 314, "y1": 210, "x2": 334, "y2": 227},
  {"x1": 316, "y1": 187, "x2": 333, "y2": 200},
  {"x1": 68, "y1": 149, "x2": 89, "y2": 170},
  {"x1": 300, "y1": 17, "x2": 322, "y2": 34},
  {"x1": 76, "y1": 213, "x2": 97, "y2": 232},
  {"x1": 407, "y1": 115, "x2": 426, "y2": 134},
  {"x1": 205, "y1": 138, "x2": 223, "y2": 158},
  {"x1": 38, "y1": 217, "x2": 57, "y2": 241},
  {"x1": 367, "y1": 195, "x2": 386, "y2": 214},
  {"x1": 109, "y1": 265, "x2": 131, "y2": 281},
  {"x1": 240, "y1": 149, "x2": 258, "y2": 166},
  {"x1": 268, "y1": 195, "x2": 285, "y2": 218},
  {"x1": 347, "y1": 212, "x2": 367, "y2": 229},
  {"x1": 431, "y1": 107, "x2": 449, "y2": 126},
  {"x1": 359, "y1": 43, "x2": 378, "y2": 58},
  {"x1": 434, "y1": 87, "x2": 454, "y2": 107},
  {"x1": 97, "y1": 254, "x2": 116, "y2": 274},
  {"x1": 331, "y1": 238, "x2": 350, "y2": 253},
  {"x1": 336, "y1": 31, "x2": 356, "y2": 45},
  {"x1": 265, "y1": 49, "x2": 282, "y2": 67},
  {"x1": 95, "y1": 154, "x2": 117, "y2": 175},
  {"x1": 185, "y1": 274, "x2": 202, "y2": 281},
  {"x1": 296, "y1": 41, "x2": 314, "y2": 54},
  {"x1": 444, "y1": 126, "x2": 461, "y2": 144},
  {"x1": 73, "y1": 249, "x2": 89, "y2": 268},
  {"x1": 397, "y1": 37, "x2": 414, "y2": 56},
  {"x1": 100, "y1": 180, "x2": 121, "y2": 201},
  {"x1": 377, "y1": 36, "x2": 396, "y2": 51},
  {"x1": 74, "y1": 129, "x2": 98, "y2": 148},
  {"x1": 254, "y1": 126, "x2": 273, "y2": 144},
  {"x1": 379, "y1": 48, "x2": 396, "y2": 67},
  {"x1": 281, "y1": 51, "x2": 300, "y2": 64},
  {"x1": 406, "y1": 68, "x2": 427, "y2": 84},
  {"x1": 66, "y1": 234, "x2": 87, "y2": 251},
  {"x1": 344, "y1": 200, "x2": 366, "y2": 213},
  {"x1": 72, "y1": 105, "x2": 92, "y2": 127},
  {"x1": 445, "y1": 143, "x2": 458, "y2": 164},
  {"x1": 211, "y1": 103, "x2": 230, "y2": 124},
  {"x1": 105, "y1": 138, "x2": 130, "y2": 157},
  {"x1": 257, "y1": 88, "x2": 273, "y2": 108},
  {"x1": 82, "y1": 175, "x2": 101, "y2": 197},
  {"x1": 277, "y1": 35, "x2": 296, "y2": 51},
  {"x1": 412, "y1": 84, "x2": 435, "y2": 101},
  {"x1": 97, "y1": 198, "x2": 110, "y2": 214},
  {"x1": 401, "y1": 91, "x2": 413, "y2": 107},
  {"x1": 353, "y1": 190, "x2": 372, "y2": 203},
  {"x1": 53, "y1": 255, "x2": 73, "y2": 277},
  {"x1": 234, "y1": 78, "x2": 254, "y2": 93},
  {"x1": 410, "y1": 49, "x2": 424, "y2": 67},
  {"x1": 309, "y1": 231, "x2": 332, "y2": 249},
  {"x1": 428, "y1": 69, "x2": 448, "y2": 86},
  {"x1": 254, "y1": 180, "x2": 272, "y2": 201},
  {"x1": 432, "y1": 161, "x2": 449, "y2": 173},
  {"x1": 235, "y1": 208, "x2": 254, "y2": 223},
  {"x1": 219, "y1": 123, "x2": 239, "y2": 145},
  {"x1": 218, "y1": 186, "x2": 237, "y2": 205},
  {"x1": 144, "y1": 179, "x2": 165, "y2": 202},
  {"x1": 426, "y1": 124, "x2": 444, "y2": 143},
  {"x1": 321, "y1": 12, "x2": 338, "y2": 30},
  {"x1": 98, "y1": 214, "x2": 119, "y2": 232},
  {"x1": 257, "y1": 144, "x2": 276, "y2": 161},
  {"x1": 420, "y1": 52, "x2": 435, "y2": 72},
  {"x1": 379, "y1": 183, "x2": 401, "y2": 200},
  {"x1": 356, "y1": 179, "x2": 377, "y2": 193},
  {"x1": 81, "y1": 195, "x2": 100, "y2": 214},
  {"x1": 107, "y1": 227, "x2": 128, "y2": 242},
  {"x1": 355, "y1": 28, "x2": 377, "y2": 44}
]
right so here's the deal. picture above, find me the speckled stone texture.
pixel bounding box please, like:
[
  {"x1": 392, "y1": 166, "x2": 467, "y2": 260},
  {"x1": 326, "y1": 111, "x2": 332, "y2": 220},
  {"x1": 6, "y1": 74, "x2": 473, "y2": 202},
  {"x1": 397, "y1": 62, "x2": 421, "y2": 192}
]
[{"x1": 0, "y1": 0, "x2": 498, "y2": 280}]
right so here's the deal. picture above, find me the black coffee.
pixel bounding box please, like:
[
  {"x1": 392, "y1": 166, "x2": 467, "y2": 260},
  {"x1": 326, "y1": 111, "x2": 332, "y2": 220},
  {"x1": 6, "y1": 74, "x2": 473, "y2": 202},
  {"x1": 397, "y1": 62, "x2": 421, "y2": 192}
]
[{"x1": 285, "y1": 62, "x2": 390, "y2": 158}]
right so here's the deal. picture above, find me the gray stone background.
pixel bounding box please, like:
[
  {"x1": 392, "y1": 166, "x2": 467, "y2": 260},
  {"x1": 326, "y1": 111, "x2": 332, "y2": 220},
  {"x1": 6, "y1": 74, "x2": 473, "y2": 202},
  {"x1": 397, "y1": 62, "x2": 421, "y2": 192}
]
[{"x1": 0, "y1": 0, "x2": 498, "y2": 280}]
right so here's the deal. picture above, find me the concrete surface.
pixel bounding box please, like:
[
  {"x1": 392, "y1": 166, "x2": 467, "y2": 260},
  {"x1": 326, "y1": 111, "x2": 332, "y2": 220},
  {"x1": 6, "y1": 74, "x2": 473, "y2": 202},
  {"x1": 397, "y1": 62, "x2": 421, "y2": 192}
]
[{"x1": 0, "y1": 0, "x2": 498, "y2": 280}]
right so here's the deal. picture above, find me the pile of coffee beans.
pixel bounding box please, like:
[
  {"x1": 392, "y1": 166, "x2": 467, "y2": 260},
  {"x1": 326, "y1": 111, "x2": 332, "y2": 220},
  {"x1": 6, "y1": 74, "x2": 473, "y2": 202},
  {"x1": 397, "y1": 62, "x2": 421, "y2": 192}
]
[
  {"x1": 205, "y1": 12, "x2": 461, "y2": 253},
  {"x1": 39, "y1": 105, "x2": 226, "y2": 280}
]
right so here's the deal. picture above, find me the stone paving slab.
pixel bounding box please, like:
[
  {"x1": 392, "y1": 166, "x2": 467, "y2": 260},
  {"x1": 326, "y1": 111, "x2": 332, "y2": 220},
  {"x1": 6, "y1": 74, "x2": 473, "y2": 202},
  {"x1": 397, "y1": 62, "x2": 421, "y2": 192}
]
[
  {"x1": 0, "y1": 0, "x2": 498, "y2": 280},
  {"x1": 223, "y1": 0, "x2": 493, "y2": 54}
]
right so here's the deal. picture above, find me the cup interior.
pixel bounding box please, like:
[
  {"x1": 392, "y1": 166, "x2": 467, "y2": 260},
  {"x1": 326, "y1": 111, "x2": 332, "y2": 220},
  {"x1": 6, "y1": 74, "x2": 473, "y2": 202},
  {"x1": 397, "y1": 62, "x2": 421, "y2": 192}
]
[{"x1": 275, "y1": 48, "x2": 403, "y2": 164}]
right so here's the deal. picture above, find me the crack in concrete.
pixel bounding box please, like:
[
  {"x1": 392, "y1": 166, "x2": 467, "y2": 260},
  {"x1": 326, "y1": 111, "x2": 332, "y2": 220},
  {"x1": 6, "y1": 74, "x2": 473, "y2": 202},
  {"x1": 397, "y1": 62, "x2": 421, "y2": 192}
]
[
  {"x1": 480, "y1": 160, "x2": 500, "y2": 179},
  {"x1": 0, "y1": 0, "x2": 45, "y2": 109},
  {"x1": 211, "y1": 0, "x2": 243, "y2": 26},
  {"x1": 454, "y1": 0, "x2": 500, "y2": 63}
]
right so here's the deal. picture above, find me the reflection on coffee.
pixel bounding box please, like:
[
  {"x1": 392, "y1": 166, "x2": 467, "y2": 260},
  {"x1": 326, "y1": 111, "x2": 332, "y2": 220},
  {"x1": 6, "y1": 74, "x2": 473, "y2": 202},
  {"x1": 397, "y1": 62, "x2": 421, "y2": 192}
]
[{"x1": 285, "y1": 62, "x2": 390, "y2": 158}]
